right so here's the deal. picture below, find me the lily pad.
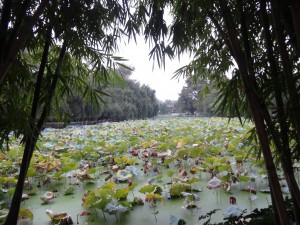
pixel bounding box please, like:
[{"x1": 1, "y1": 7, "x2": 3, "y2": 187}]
[
  {"x1": 64, "y1": 186, "x2": 75, "y2": 195},
  {"x1": 224, "y1": 205, "x2": 243, "y2": 219},
  {"x1": 45, "y1": 209, "x2": 67, "y2": 221},
  {"x1": 116, "y1": 169, "x2": 132, "y2": 181}
]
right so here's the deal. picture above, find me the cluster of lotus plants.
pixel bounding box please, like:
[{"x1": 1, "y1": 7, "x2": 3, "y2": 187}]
[{"x1": 0, "y1": 117, "x2": 288, "y2": 224}]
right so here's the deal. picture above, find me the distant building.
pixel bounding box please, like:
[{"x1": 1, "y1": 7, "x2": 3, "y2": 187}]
[{"x1": 167, "y1": 104, "x2": 175, "y2": 113}]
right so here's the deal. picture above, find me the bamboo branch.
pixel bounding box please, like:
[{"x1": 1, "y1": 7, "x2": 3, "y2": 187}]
[{"x1": 0, "y1": 0, "x2": 49, "y2": 85}]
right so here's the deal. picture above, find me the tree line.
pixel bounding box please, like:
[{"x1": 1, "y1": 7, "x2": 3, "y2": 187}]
[{"x1": 54, "y1": 68, "x2": 159, "y2": 122}]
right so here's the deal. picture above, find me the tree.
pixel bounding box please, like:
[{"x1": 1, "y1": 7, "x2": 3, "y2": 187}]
[
  {"x1": 0, "y1": 1, "x2": 144, "y2": 224},
  {"x1": 97, "y1": 78, "x2": 159, "y2": 121},
  {"x1": 0, "y1": 0, "x2": 49, "y2": 84},
  {"x1": 141, "y1": 0, "x2": 300, "y2": 224},
  {"x1": 177, "y1": 77, "x2": 218, "y2": 116}
]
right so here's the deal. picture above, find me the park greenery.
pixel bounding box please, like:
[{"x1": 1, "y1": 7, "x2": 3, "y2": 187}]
[{"x1": 0, "y1": 0, "x2": 300, "y2": 225}]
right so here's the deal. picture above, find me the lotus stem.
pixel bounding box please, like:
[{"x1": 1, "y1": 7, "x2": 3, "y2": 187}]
[{"x1": 101, "y1": 209, "x2": 106, "y2": 221}]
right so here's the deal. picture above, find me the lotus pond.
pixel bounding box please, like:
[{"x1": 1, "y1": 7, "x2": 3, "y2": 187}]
[{"x1": 0, "y1": 116, "x2": 293, "y2": 224}]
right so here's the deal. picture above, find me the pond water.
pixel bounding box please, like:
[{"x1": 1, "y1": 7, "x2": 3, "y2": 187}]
[{"x1": 23, "y1": 167, "x2": 275, "y2": 225}]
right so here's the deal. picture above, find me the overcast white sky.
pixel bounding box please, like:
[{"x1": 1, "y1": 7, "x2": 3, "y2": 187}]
[{"x1": 118, "y1": 37, "x2": 191, "y2": 101}]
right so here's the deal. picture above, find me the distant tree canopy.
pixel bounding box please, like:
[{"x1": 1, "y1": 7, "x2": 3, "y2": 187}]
[
  {"x1": 177, "y1": 77, "x2": 218, "y2": 116},
  {"x1": 61, "y1": 69, "x2": 159, "y2": 122}
]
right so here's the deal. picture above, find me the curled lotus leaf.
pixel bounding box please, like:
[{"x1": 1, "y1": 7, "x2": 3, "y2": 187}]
[
  {"x1": 169, "y1": 183, "x2": 188, "y2": 197},
  {"x1": 132, "y1": 197, "x2": 144, "y2": 206},
  {"x1": 170, "y1": 215, "x2": 186, "y2": 225},
  {"x1": 40, "y1": 192, "x2": 54, "y2": 204},
  {"x1": 0, "y1": 209, "x2": 8, "y2": 222},
  {"x1": 207, "y1": 177, "x2": 222, "y2": 189},
  {"x1": 181, "y1": 192, "x2": 200, "y2": 201},
  {"x1": 104, "y1": 199, "x2": 129, "y2": 215},
  {"x1": 224, "y1": 205, "x2": 243, "y2": 219},
  {"x1": 17, "y1": 218, "x2": 33, "y2": 225},
  {"x1": 116, "y1": 169, "x2": 132, "y2": 181},
  {"x1": 249, "y1": 195, "x2": 258, "y2": 202},
  {"x1": 45, "y1": 209, "x2": 67, "y2": 221},
  {"x1": 56, "y1": 215, "x2": 73, "y2": 225},
  {"x1": 125, "y1": 165, "x2": 141, "y2": 176},
  {"x1": 64, "y1": 186, "x2": 75, "y2": 195},
  {"x1": 17, "y1": 208, "x2": 33, "y2": 225}
]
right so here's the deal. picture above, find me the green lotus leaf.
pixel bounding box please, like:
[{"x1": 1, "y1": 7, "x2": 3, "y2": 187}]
[
  {"x1": 145, "y1": 192, "x2": 164, "y2": 204},
  {"x1": 128, "y1": 182, "x2": 138, "y2": 191},
  {"x1": 27, "y1": 167, "x2": 36, "y2": 177},
  {"x1": 238, "y1": 175, "x2": 249, "y2": 182},
  {"x1": 82, "y1": 192, "x2": 96, "y2": 207},
  {"x1": 220, "y1": 173, "x2": 231, "y2": 183},
  {"x1": 87, "y1": 168, "x2": 97, "y2": 174},
  {"x1": 189, "y1": 147, "x2": 204, "y2": 158},
  {"x1": 53, "y1": 171, "x2": 64, "y2": 178},
  {"x1": 62, "y1": 162, "x2": 79, "y2": 173},
  {"x1": 139, "y1": 184, "x2": 162, "y2": 194},
  {"x1": 182, "y1": 177, "x2": 198, "y2": 184},
  {"x1": 19, "y1": 208, "x2": 33, "y2": 220},
  {"x1": 27, "y1": 188, "x2": 38, "y2": 196},
  {"x1": 174, "y1": 149, "x2": 188, "y2": 159},
  {"x1": 217, "y1": 164, "x2": 231, "y2": 172},
  {"x1": 166, "y1": 170, "x2": 176, "y2": 178},
  {"x1": 169, "y1": 183, "x2": 188, "y2": 197},
  {"x1": 116, "y1": 187, "x2": 129, "y2": 200},
  {"x1": 205, "y1": 157, "x2": 219, "y2": 164}
]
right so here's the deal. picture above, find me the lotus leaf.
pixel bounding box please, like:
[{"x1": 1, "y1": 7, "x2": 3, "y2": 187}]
[
  {"x1": 62, "y1": 162, "x2": 79, "y2": 173},
  {"x1": 18, "y1": 208, "x2": 33, "y2": 224},
  {"x1": 224, "y1": 204, "x2": 243, "y2": 219},
  {"x1": 181, "y1": 192, "x2": 200, "y2": 201},
  {"x1": 132, "y1": 197, "x2": 144, "y2": 206},
  {"x1": 116, "y1": 169, "x2": 132, "y2": 181},
  {"x1": 170, "y1": 215, "x2": 186, "y2": 225},
  {"x1": 64, "y1": 186, "x2": 75, "y2": 195},
  {"x1": 116, "y1": 187, "x2": 129, "y2": 200},
  {"x1": 182, "y1": 177, "x2": 198, "y2": 185},
  {"x1": 217, "y1": 164, "x2": 231, "y2": 173},
  {"x1": 145, "y1": 192, "x2": 164, "y2": 204},
  {"x1": 125, "y1": 165, "x2": 141, "y2": 176},
  {"x1": 128, "y1": 182, "x2": 138, "y2": 191},
  {"x1": 207, "y1": 177, "x2": 222, "y2": 189},
  {"x1": 249, "y1": 195, "x2": 258, "y2": 201},
  {"x1": 0, "y1": 209, "x2": 8, "y2": 222},
  {"x1": 205, "y1": 157, "x2": 219, "y2": 164},
  {"x1": 104, "y1": 199, "x2": 129, "y2": 214},
  {"x1": 27, "y1": 188, "x2": 38, "y2": 196},
  {"x1": 139, "y1": 185, "x2": 162, "y2": 194},
  {"x1": 221, "y1": 173, "x2": 231, "y2": 183},
  {"x1": 27, "y1": 167, "x2": 36, "y2": 177},
  {"x1": 40, "y1": 192, "x2": 54, "y2": 204},
  {"x1": 45, "y1": 209, "x2": 67, "y2": 221},
  {"x1": 169, "y1": 183, "x2": 188, "y2": 197},
  {"x1": 238, "y1": 175, "x2": 250, "y2": 182}
]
